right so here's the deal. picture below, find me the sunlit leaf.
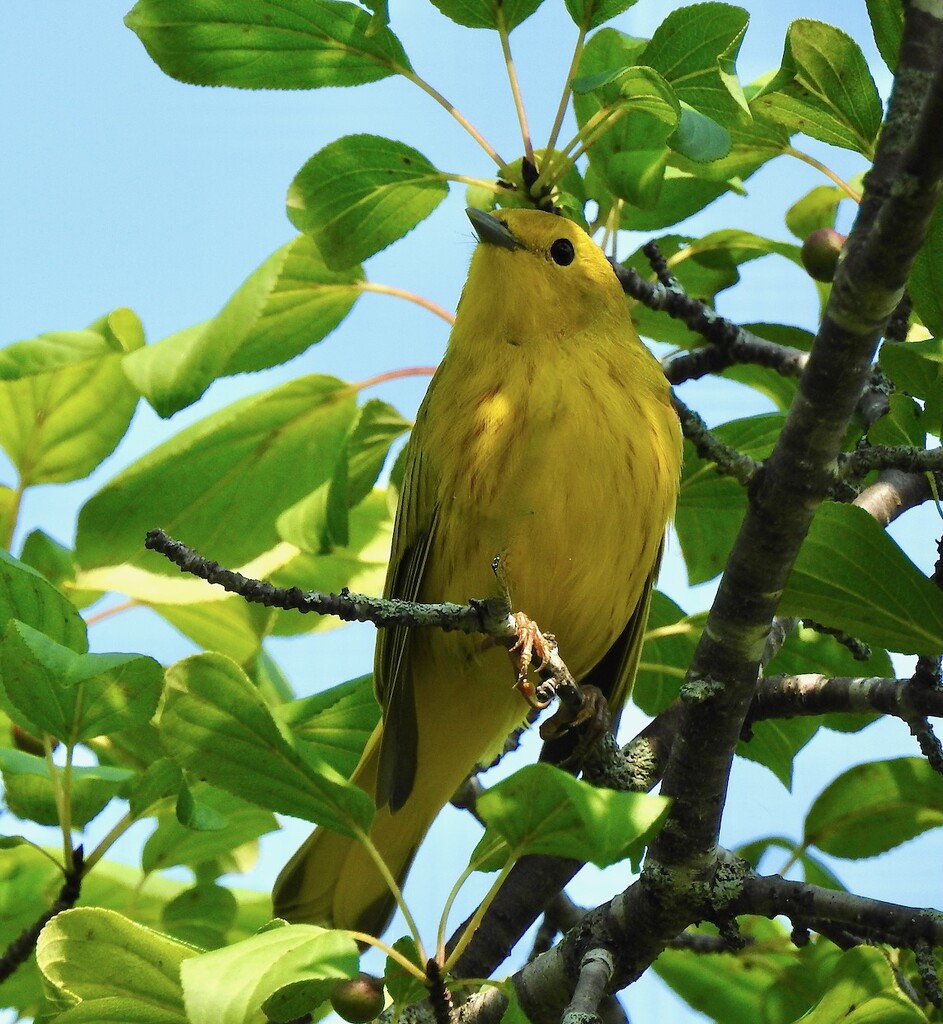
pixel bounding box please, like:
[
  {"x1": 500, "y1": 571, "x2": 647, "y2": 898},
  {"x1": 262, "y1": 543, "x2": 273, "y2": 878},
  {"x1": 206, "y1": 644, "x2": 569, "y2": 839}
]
[
  {"x1": 125, "y1": 0, "x2": 412, "y2": 89},
  {"x1": 288, "y1": 135, "x2": 448, "y2": 270},
  {"x1": 180, "y1": 925, "x2": 358, "y2": 1024},
  {"x1": 472, "y1": 762, "x2": 669, "y2": 871}
]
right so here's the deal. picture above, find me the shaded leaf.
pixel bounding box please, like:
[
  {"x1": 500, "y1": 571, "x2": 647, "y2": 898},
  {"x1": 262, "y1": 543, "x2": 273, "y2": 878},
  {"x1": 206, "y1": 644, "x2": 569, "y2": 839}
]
[
  {"x1": 1, "y1": 620, "x2": 162, "y2": 744},
  {"x1": 275, "y1": 674, "x2": 380, "y2": 780},
  {"x1": 736, "y1": 716, "x2": 819, "y2": 790},
  {"x1": 142, "y1": 784, "x2": 277, "y2": 874},
  {"x1": 800, "y1": 946, "x2": 926, "y2": 1022},
  {"x1": 781, "y1": 502, "x2": 943, "y2": 656},
  {"x1": 75, "y1": 375, "x2": 358, "y2": 572},
  {"x1": 426, "y1": 0, "x2": 544, "y2": 31},
  {"x1": 0, "y1": 549, "x2": 87, "y2": 653},
  {"x1": 633, "y1": 590, "x2": 701, "y2": 715},
  {"x1": 909, "y1": 200, "x2": 943, "y2": 338},
  {"x1": 563, "y1": 0, "x2": 638, "y2": 31},
  {"x1": 676, "y1": 413, "x2": 785, "y2": 584},
  {"x1": 804, "y1": 757, "x2": 943, "y2": 859},
  {"x1": 639, "y1": 3, "x2": 750, "y2": 123},
  {"x1": 158, "y1": 653, "x2": 374, "y2": 838},
  {"x1": 867, "y1": 0, "x2": 904, "y2": 73},
  {"x1": 0, "y1": 748, "x2": 133, "y2": 827},
  {"x1": 124, "y1": 0, "x2": 412, "y2": 89}
]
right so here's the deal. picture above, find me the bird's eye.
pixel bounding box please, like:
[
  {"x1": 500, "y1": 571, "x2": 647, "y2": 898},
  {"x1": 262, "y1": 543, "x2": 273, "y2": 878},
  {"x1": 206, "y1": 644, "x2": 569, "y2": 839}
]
[{"x1": 549, "y1": 238, "x2": 575, "y2": 266}]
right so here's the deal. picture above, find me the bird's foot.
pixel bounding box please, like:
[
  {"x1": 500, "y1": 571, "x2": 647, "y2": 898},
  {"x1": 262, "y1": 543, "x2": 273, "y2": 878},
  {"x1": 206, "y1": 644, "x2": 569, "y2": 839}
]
[
  {"x1": 539, "y1": 683, "x2": 611, "y2": 747},
  {"x1": 508, "y1": 611, "x2": 554, "y2": 709}
]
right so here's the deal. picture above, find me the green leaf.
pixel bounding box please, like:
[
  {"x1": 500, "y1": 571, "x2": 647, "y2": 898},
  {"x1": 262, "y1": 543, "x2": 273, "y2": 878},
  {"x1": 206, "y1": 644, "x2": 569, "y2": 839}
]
[
  {"x1": 75, "y1": 375, "x2": 358, "y2": 572},
  {"x1": 128, "y1": 757, "x2": 182, "y2": 820},
  {"x1": 124, "y1": 0, "x2": 412, "y2": 89},
  {"x1": 868, "y1": 393, "x2": 925, "y2": 448},
  {"x1": 751, "y1": 20, "x2": 882, "y2": 157},
  {"x1": 785, "y1": 183, "x2": 843, "y2": 240},
  {"x1": 655, "y1": 918, "x2": 824, "y2": 1024},
  {"x1": 0, "y1": 620, "x2": 162, "y2": 744},
  {"x1": 633, "y1": 591, "x2": 701, "y2": 714},
  {"x1": 158, "y1": 653, "x2": 374, "y2": 838},
  {"x1": 45, "y1": 999, "x2": 187, "y2": 1023},
  {"x1": 162, "y1": 883, "x2": 238, "y2": 950},
  {"x1": 124, "y1": 236, "x2": 364, "y2": 418},
  {"x1": 910, "y1": 200, "x2": 943, "y2": 337},
  {"x1": 142, "y1": 784, "x2": 277, "y2": 874},
  {"x1": 289, "y1": 135, "x2": 448, "y2": 271},
  {"x1": 780, "y1": 502, "x2": 943, "y2": 656},
  {"x1": 676, "y1": 413, "x2": 785, "y2": 584},
  {"x1": 804, "y1": 757, "x2": 943, "y2": 859},
  {"x1": 639, "y1": 3, "x2": 751, "y2": 122},
  {"x1": 766, "y1": 623, "x2": 890, "y2": 734},
  {"x1": 276, "y1": 674, "x2": 380, "y2": 780},
  {"x1": 180, "y1": 925, "x2": 358, "y2": 1024},
  {"x1": 671, "y1": 103, "x2": 731, "y2": 163},
  {"x1": 37, "y1": 908, "x2": 195, "y2": 1021},
  {"x1": 802, "y1": 946, "x2": 927, "y2": 1023},
  {"x1": 268, "y1": 489, "x2": 393, "y2": 637},
  {"x1": 0, "y1": 748, "x2": 133, "y2": 827},
  {"x1": 736, "y1": 836, "x2": 847, "y2": 890},
  {"x1": 0, "y1": 309, "x2": 144, "y2": 380},
  {"x1": 867, "y1": 0, "x2": 904, "y2": 73},
  {"x1": 0, "y1": 337, "x2": 138, "y2": 487},
  {"x1": 563, "y1": 0, "x2": 638, "y2": 31},
  {"x1": 615, "y1": 169, "x2": 734, "y2": 230},
  {"x1": 278, "y1": 398, "x2": 410, "y2": 552},
  {"x1": 880, "y1": 337, "x2": 943, "y2": 437},
  {"x1": 0, "y1": 549, "x2": 88, "y2": 653},
  {"x1": 426, "y1": 0, "x2": 544, "y2": 31},
  {"x1": 471, "y1": 763, "x2": 669, "y2": 871},
  {"x1": 736, "y1": 717, "x2": 819, "y2": 790}
]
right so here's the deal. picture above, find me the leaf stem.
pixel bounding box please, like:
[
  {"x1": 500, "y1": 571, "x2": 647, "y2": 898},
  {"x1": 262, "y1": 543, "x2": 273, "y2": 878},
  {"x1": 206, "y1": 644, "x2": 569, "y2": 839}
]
[
  {"x1": 359, "y1": 282, "x2": 456, "y2": 324},
  {"x1": 546, "y1": 24, "x2": 587, "y2": 155},
  {"x1": 345, "y1": 931, "x2": 428, "y2": 980},
  {"x1": 355, "y1": 366, "x2": 438, "y2": 394},
  {"x1": 402, "y1": 70, "x2": 507, "y2": 170},
  {"x1": 443, "y1": 173, "x2": 503, "y2": 195},
  {"x1": 442, "y1": 854, "x2": 516, "y2": 973},
  {"x1": 784, "y1": 146, "x2": 862, "y2": 202},
  {"x1": 497, "y1": 11, "x2": 534, "y2": 164},
  {"x1": 82, "y1": 809, "x2": 135, "y2": 873},
  {"x1": 356, "y1": 829, "x2": 427, "y2": 962},
  {"x1": 1, "y1": 480, "x2": 23, "y2": 551},
  {"x1": 84, "y1": 598, "x2": 138, "y2": 626},
  {"x1": 45, "y1": 736, "x2": 74, "y2": 869}
]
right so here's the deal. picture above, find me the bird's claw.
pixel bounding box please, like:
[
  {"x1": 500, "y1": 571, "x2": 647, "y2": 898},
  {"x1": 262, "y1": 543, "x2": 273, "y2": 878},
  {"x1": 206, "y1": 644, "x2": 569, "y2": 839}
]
[
  {"x1": 508, "y1": 612, "x2": 553, "y2": 709},
  {"x1": 539, "y1": 683, "x2": 611, "y2": 744}
]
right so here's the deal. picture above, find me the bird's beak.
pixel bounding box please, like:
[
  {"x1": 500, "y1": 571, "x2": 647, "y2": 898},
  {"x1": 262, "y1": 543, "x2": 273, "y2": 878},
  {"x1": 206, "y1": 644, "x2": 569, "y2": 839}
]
[{"x1": 466, "y1": 208, "x2": 521, "y2": 251}]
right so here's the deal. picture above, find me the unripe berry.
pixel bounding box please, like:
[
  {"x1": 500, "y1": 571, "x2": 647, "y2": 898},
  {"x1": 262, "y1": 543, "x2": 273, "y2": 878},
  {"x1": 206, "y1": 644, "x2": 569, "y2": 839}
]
[
  {"x1": 801, "y1": 228, "x2": 847, "y2": 282},
  {"x1": 330, "y1": 973, "x2": 386, "y2": 1023}
]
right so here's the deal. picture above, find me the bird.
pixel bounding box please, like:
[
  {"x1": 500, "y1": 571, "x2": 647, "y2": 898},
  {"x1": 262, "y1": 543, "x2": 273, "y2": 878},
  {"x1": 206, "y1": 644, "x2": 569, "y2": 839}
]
[{"x1": 272, "y1": 206, "x2": 682, "y2": 936}]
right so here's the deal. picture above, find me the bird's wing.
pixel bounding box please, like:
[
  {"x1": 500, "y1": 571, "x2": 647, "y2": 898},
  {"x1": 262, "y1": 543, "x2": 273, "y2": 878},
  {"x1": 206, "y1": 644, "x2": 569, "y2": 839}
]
[
  {"x1": 373, "y1": 437, "x2": 440, "y2": 811},
  {"x1": 541, "y1": 536, "x2": 664, "y2": 764}
]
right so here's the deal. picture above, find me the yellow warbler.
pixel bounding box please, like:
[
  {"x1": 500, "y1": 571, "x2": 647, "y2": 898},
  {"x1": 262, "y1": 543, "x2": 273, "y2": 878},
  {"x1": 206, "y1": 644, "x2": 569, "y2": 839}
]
[{"x1": 273, "y1": 208, "x2": 682, "y2": 934}]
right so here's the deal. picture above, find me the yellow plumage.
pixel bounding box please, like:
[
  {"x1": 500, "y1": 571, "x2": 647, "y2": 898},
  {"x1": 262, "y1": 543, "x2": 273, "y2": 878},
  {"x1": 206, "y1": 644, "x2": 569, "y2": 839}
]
[{"x1": 273, "y1": 208, "x2": 681, "y2": 935}]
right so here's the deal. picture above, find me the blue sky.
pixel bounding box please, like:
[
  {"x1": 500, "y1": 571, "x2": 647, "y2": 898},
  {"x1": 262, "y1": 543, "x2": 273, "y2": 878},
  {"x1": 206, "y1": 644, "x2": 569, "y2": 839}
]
[{"x1": 1, "y1": 3, "x2": 936, "y2": 1021}]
